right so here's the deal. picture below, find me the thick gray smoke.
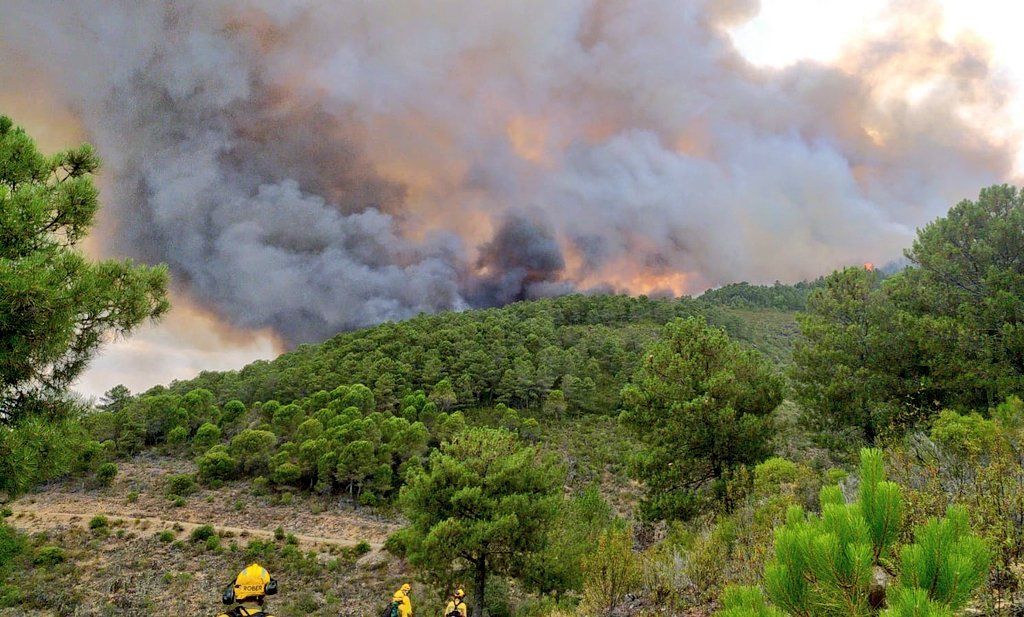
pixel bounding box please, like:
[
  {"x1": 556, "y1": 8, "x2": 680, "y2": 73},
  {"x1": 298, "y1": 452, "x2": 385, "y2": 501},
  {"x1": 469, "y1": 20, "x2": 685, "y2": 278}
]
[
  {"x1": 0, "y1": 0, "x2": 1015, "y2": 342},
  {"x1": 472, "y1": 213, "x2": 570, "y2": 306}
]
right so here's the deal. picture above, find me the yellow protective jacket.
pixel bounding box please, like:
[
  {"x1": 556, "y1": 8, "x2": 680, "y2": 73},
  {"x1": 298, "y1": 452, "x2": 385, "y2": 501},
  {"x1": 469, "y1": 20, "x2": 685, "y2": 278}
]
[
  {"x1": 217, "y1": 603, "x2": 274, "y2": 617},
  {"x1": 444, "y1": 599, "x2": 468, "y2": 617},
  {"x1": 393, "y1": 589, "x2": 413, "y2": 617}
]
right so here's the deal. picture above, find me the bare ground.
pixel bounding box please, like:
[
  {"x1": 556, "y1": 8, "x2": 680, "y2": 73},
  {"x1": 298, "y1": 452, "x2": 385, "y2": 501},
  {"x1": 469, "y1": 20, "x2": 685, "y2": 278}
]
[{"x1": 1, "y1": 453, "x2": 417, "y2": 617}]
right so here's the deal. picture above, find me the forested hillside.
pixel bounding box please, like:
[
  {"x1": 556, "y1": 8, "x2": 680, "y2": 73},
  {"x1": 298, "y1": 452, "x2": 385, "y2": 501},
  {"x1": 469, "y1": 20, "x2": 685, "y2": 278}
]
[
  {"x1": 8, "y1": 117, "x2": 1024, "y2": 617},
  {"x1": 155, "y1": 294, "x2": 800, "y2": 413}
]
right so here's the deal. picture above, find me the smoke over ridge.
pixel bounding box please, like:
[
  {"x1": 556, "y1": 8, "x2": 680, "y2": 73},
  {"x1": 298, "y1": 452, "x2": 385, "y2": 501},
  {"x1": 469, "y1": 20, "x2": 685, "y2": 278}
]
[{"x1": 0, "y1": 0, "x2": 1015, "y2": 343}]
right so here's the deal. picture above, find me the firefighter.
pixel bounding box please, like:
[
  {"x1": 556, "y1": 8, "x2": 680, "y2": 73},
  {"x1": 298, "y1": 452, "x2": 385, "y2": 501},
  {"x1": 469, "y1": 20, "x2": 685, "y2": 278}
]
[
  {"x1": 390, "y1": 583, "x2": 413, "y2": 617},
  {"x1": 217, "y1": 563, "x2": 278, "y2": 617},
  {"x1": 444, "y1": 588, "x2": 468, "y2": 617}
]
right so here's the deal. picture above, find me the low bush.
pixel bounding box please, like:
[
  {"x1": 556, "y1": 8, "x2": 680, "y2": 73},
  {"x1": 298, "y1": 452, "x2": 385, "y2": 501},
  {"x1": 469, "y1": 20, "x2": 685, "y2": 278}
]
[
  {"x1": 190, "y1": 525, "x2": 216, "y2": 543},
  {"x1": 33, "y1": 546, "x2": 66, "y2": 567},
  {"x1": 88, "y1": 515, "x2": 109, "y2": 530},
  {"x1": 0, "y1": 524, "x2": 26, "y2": 570},
  {"x1": 95, "y1": 463, "x2": 117, "y2": 487},
  {"x1": 205, "y1": 535, "x2": 221, "y2": 552},
  {"x1": 158, "y1": 531, "x2": 175, "y2": 543},
  {"x1": 165, "y1": 473, "x2": 198, "y2": 498}
]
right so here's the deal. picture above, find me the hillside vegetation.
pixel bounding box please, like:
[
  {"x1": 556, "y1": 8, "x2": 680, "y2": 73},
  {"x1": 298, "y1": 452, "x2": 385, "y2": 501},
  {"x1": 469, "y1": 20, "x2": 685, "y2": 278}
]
[{"x1": 5, "y1": 115, "x2": 1024, "y2": 617}]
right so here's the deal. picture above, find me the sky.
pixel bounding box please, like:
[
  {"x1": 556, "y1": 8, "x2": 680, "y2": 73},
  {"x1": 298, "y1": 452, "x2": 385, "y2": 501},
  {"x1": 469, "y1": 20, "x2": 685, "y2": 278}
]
[{"x1": 1, "y1": 0, "x2": 1021, "y2": 398}]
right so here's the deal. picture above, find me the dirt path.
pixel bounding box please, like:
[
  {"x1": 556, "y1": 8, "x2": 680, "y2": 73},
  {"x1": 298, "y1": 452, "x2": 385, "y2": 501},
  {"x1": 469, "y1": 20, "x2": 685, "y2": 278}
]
[
  {"x1": 6, "y1": 504, "x2": 384, "y2": 552},
  {"x1": 5, "y1": 454, "x2": 400, "y2": 554}
]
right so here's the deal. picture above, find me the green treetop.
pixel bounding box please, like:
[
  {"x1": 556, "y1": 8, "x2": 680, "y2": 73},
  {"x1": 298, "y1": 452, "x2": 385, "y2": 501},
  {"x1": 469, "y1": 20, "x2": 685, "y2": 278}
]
[
  {"x1": 0, "y1": 115, "x2": 168, "y2": 420},
  {"x1": 620, "y1": 316, "x2": 784, "y2": 520},
  {"x1": 398, "y1": 427, "x2": 564, "y2": 617}
]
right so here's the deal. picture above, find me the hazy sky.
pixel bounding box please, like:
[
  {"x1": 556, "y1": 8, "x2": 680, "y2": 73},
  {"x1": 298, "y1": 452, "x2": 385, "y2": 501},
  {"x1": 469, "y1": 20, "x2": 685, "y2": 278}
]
[{"x1": 4, "y1": 0, "x2": 1019, "y2": 399}]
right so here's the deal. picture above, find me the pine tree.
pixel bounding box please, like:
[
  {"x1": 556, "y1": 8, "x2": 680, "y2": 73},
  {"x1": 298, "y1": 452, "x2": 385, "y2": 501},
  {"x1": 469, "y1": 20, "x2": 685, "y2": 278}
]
[{"x1": 720, "y1": 449, "x2": 989, "y2": 616}]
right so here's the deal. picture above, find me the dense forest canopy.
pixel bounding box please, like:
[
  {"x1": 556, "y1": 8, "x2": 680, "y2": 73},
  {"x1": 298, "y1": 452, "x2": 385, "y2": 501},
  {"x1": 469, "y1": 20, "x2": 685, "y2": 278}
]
[{"x1": 154, "y1": 293, "x2": 801, "y2": 414}]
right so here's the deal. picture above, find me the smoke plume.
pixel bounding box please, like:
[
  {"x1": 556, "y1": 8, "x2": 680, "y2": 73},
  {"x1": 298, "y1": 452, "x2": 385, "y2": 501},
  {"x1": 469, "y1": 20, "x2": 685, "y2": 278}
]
[{"x1": 0, "y1": 0, "x2": 1015, "y2": 343}]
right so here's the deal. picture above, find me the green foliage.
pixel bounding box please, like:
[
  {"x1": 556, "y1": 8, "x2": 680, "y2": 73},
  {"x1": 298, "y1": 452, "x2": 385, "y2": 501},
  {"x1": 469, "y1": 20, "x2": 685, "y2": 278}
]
[
  {"x1": 717, "y1": 586, "x2": 787, "y2": 617},
  {"x1": 222, "y1": 399, "x2": 246, "y2": 423},
  {"x1": 892, "y1": 507, "x2": 988, "y2": 611},
  {"x1": 0, "y1": 415, "x2": 90, "y2": 497},
  {"x1": 700, "y1": 281, "x2": 818, "y2": 311},
  {"x1": 88, "y1": 515, "x2": 108, "y2": 530},
  {"x1": 0, "y1": 523, "x2": 26, "y2": 572},
  {"x1": 399, "y1": 427, "x2": 564, "y2": 609},
  {"x1": 794, "y1": 186, "x2": 1024, "y2": 442},
  {"x1": 719, "y1": 449, "x2": 988, "y2": 617},
  {"x1": 189, "y1": 525, "x2": 216, "y2": 543},
  {"x1": 791, "y1": 267, "x2": 888, "y2": 446},
  {"x1": 157, "y1": 530, "x2": 175, "y2": 543},
  {"x1": 165, "y1": 473, "x2": 197, "y2": 498},
  {"x1": 205, "y1": 535, "x2": 221, "y2": 552},
  {"x1": 32, "y1": 546, "x2": 65, "y2": 567},
  {"x1": 0, "y1": 116, "x2": 168, "y2": 420},
  {"x1": 192, "y1": 422, "x2": 221, "y2": 453},
  {"x1": 95, "y1": 462, "x2": 117, "y2": 486},
  {"x1": 579, "y1": 525, "x2": 642, "y2": 616},
  {"x1": 271, "y1": 462, "x2": 301, "y2": 487},
  {"x1": 621, "y1": 316, "x2": 784, "y2": 520},
  {"x1": 196, "y1": 446, "x2": 237, "y2": 483},
  {"x1": 230, "y1": 429, "x2": 277, "y2": 474},
  {"x1": 523, "y1": 485, "x2": 615, "y2": 597},
  {"x1": 153, "y1": 294, "x2": 788, "y2": 418},
  {"x1": 753, "y1": 458, "x2": 799, "y2": 495}
]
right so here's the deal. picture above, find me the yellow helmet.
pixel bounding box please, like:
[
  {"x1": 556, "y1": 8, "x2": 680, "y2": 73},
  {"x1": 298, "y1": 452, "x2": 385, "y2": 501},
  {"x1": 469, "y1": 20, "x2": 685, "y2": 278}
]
[
  {"x1": 401, "y1": 583, "x2": 412, "y2": 593},
  {"x1": 223, "y1": 563, "x2": 278, "y2": 605},
  {"x1": 454, "y1": 589, "x2": 465, "y2": 599}
]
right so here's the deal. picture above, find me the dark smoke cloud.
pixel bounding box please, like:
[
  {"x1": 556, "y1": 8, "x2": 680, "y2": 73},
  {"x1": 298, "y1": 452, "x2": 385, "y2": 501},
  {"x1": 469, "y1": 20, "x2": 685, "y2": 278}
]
[
  {"x1": 0, "y1": 0, "x2": 1016, "y2": 343},
  {"x1": 472, "y1": 212, "x2": 569, "y2": 306}
]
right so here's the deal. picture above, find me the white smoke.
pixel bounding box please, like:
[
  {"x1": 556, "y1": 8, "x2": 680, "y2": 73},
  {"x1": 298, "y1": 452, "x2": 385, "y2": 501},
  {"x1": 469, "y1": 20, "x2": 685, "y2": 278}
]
[{"x1": 0, "y1": 0, "x2": 1014, "y2": 342}]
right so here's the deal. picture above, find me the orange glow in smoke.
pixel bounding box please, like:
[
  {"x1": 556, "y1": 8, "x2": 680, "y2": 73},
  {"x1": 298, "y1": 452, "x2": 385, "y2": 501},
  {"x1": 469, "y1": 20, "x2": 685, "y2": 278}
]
[
  {"x1": 506, "y1": 115, "x2": 550, "y2": 163},
  {"x1": 864, "y1": 262, "x2": 875, "y2": 271}
]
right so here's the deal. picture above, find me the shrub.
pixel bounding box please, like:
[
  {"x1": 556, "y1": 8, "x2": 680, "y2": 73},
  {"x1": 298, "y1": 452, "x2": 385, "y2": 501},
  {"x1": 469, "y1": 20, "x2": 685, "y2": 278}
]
[
  {"x1": 89, "y1": 515, "x2": 109, "y2": 530},
  {"x1": 383, "y1": 530, "x2": 408, "y2": 557},
  {"x1": 271, "y1": 462, "x2": 301, "y2": 486},
  {"x1": 158, "y1": 531, "x2": 175, "y2": 543},
  {"x1": 580, "y1": 525, "x2": 642, "y2": 615},
  {"x1": 172, "y1": 496, "x2": 186, "y2": 508},
  {"x1": 0, "y1": 524, "x2": 26, "y2": 570},
  {"x1": 230, "y1": 429, "x2": 277, "y2": 474},
  {"x1": 32, "y1": 545, "x2": 66, "y2": 567},
  {"x1": 126, "y1": 491, "x2": 139, "y2": 503},
  {"x1": 0, "y1": 583, "x2": 21, "y2": 608},
  {"x1": 0, "y1": 508, "x2": 11, "y2": 518},
  {"x1": 720, "y1": 449, "x2": 989, "y2": 616},
  {"x1": 193, "y1": 422, "x2": 222, "y2": 453},
  {"x1": 274, "y1": 527, "x2": 285, "y2": 541},
  {"x1": 355, "y1": 541, "x2": 371, "y2": 556},
  {"x1": 166, "y1": 425, "x2": 189, "y2": 446},
  {"x1": 190, "y1": 525, "x2": 216, "y2": 543},
  {"x1": 205, "y1": 535, "x2": 221, "y2": 552},
  {"x1": 95, "y1": 463, "x2": 117, "y2": 487},
  {"x1": 223, "y1": 400, "x2": 246, "y2": 424},
  {"x1": 286, "y1": 533, "x2": 298, "y2": 546},
  {"x1": 165, "y1": 473, "x2": 198, "y2": 498},
  {"x1": 251, "y1": 476, "x2": 270, "y2": 496},
  {"x1": 197, "y1": 447, "x2": 237, "y2": 483}
]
